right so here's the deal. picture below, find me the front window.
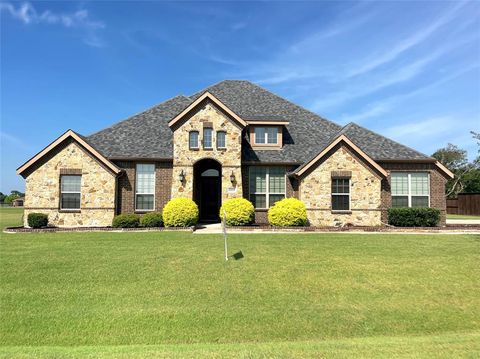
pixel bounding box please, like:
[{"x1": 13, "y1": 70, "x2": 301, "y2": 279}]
[
  {"x1": 135, "y1": 164, "x2": 155, "y2": 211},
  {"x1": 249, "y1": 167, "x2": 285, "y2": 208},
  {"x1": 391, "y1": 172, "x2": 429, "y2": 208},
  {"x1": 217, "y1": 131, "x2": 226, "y2": 149},
  {"x1": 203, "y1": 128, "x2": 213, "y2": 149},
  {"x1": 189, "y1": 131, "x2": 199, "y2": 149},
  {"x1": 60, "y1": 175, "x2": 81, "y2": 210},
  {"x1": 254, "y1": 127, "x2": 278, "y2": 144},
  {"x1": 331, "y1": 178, "x2": 350, "y2": 211}
]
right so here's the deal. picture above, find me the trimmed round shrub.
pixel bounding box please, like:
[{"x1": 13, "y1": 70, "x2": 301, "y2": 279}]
[
  {"x1": 268, "y1": 198, "x2": 308, "y2": 227},
  {"x1": 219, "y1": 198, "x2": 254, "y2": 226},
  {"x1": 162, "y1": 198, "x2": 199, "y2": 227},
  {"x1": 388, "y1": 207, "x2": 440, "y2": 227},
  {"x1": 27, "y1": 213, "x2": 48, "y2": 228},
  {"x1": 112, "y1": 213, "x2": 140, "y2": 228},
  {"x1": 140, "y1": 212, "x2": 163, "y2": 227}
]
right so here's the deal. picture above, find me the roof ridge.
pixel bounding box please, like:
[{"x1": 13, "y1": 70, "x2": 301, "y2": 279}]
[
  {"x1": 88, "y1": 95, "x2": 191, "y2": 137},
  {"x1": 238, "y1": 81, "x2": 342, "y2": 129},
  {"x1": 346, "y1": 122, "x2": 432, "y2": 159}
]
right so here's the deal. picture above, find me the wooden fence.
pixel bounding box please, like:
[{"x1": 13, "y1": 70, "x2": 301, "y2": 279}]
[{"x1": 447, "y1": 193, "x2": 480, "y2": 215}]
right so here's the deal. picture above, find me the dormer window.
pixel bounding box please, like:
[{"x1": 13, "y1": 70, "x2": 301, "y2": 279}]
[
  {"x1": 189, "y1": 131, "x2": 199, "y2": 149},
  {"x1": 254, "y1": 127, "x2": 278, "y2": 145}
]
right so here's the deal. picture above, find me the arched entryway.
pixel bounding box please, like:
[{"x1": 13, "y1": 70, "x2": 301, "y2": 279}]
[{"x1": 193, "y1": 158, "x2": 222, "y2": 222}]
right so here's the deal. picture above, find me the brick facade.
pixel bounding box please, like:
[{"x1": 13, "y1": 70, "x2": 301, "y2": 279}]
[
  {"x1": 241, "y1": 165, "x2": 298, "y2": 224},
  {"x1": 378, "y1": 162, "x2": 448, "y2": 226},
  {"x1": 115, "y1": 160, "x2": 173, "y2": 214}
]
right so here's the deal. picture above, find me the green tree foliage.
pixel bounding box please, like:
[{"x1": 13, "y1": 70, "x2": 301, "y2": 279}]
[
  {"x1": 432, "y1": 132, "x2": 480, "y2": 197},
  {"x1": 3, "y1": 190, "x2": 25, "y2": 204}
]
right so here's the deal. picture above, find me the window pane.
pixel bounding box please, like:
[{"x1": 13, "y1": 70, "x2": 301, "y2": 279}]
[
  {"x1": 216, "y1": 132, "x2": 226, "y2": 148},
  {"x1": 61, "y1": 193, "x2": 80, "y2": 209},
  {"x1": 332, "y1": 195, "x2": 349, "y2": 210},
  {"x1": 251, "y1": 194, "x2": 266, "y2": 208},
  {"x1": 266, "y1": 127, "x2": 277, "y2": 144},
  {"x1": 254, "y1": 127, "x2": 265, "y2": 144},
  {"x1": 61, "y1": 175, "x2": 81, "y2": 192},
  {"x1": 269, "y1": 194, "x2": 285, "y2": 207},
  {"x1": 136, "y1": 164, "x2": 155, "y2": 194},
  {"x1": 203, "y1": 128, "x2": 212, "y2": 148},
  {"x1": 332, "y1": 178, "x2": 349, "y2": 194},
  {"x1": 136, "y1": 194, "x2": 154, "y2": 210},
  {"x1": 189, "y1": 132, "x2": 198, "y2": 148},
  {"x1": 391, "y1": 173, "x2": 408, "y2": 195},
  {"x1": 411, "y1": 173, "x2": 429, "y2": 196},
  {"x1": 412, "y1": 196, "x2": 429, "y2": 207},
  {"x1": 269, "y1": 167, "x2": 285, "y2": 193},
  {"x1": 249, "y1": 167, "x2": 267, "y2": 193},
  {"x1": 392, "y1": 196, "x2": 408, "y2": 208}
]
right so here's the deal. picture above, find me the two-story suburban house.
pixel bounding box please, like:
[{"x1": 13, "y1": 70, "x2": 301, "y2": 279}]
[{"x1": 17, "y1": 80, "x2": 453, "y2": 227}]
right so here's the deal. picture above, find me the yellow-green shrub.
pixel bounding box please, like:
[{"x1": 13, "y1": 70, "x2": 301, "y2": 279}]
[
  {"x1": 268, "y1": 198, "x2": 308, "y2": 226},
  {"x1": 219, "y1": 198, "x2": 254, "y2": 226},
  {"x1": 163, "y1": 198, "x2": 199, "y2": 227}
]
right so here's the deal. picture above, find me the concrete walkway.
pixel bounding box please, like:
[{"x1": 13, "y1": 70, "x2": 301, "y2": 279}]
[{"x1": 194, "y1": 223, "x2": 223, "y2": 234}]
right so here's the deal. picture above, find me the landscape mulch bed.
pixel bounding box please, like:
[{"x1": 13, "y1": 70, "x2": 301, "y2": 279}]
[
  {"x1": 4, "y1": 224, "x2": 479, "y2": 234},
  {"x1": 225, "y1": 224, "x2": 480, "y2": 232}
]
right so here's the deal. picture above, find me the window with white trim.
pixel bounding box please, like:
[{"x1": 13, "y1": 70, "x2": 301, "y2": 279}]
[
  {"x1": 331, "y1": 178, "x2": 350, "y2": 211},
  {"x1": 60, "y1": 175, "x2": 81, "y2": 210},
  {"x1": 189, "y1": 131, "x2": 199, "y2": 149},
  {"x1": 135, "y1": 164, "x2": 155, "y2": 211},
  {"x1": 249, "y1": 167, "x2": 285, "y2": 208},
  {"x1": 254, "y1": 127, "x2": 278, "y2": 144},
  {"x1": 391, "y1": 172, "x2": 429, "y2": 208},
  {"x1": 216, "y1": 131, "x2": 226, "y2": 149},
  {"x1": 203, "y1": 128, "x2": 213, "y2": 149}
]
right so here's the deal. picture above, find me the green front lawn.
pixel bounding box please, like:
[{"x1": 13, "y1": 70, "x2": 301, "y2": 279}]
[
  {"x1": 0, "y1": 207, "x2": 23, "y2": 229},
  {"x1": 447, "y1": 214, "x2": 480, "y2": 220},
  {"x1": 1, "y1": 208, "x2": 479, "y2": 357}
]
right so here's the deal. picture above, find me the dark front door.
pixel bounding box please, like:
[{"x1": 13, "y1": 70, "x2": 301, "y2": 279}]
[
  {"x1": 200, "y1": 176, "x2": 221, "y2": 222},
  {"x1": 193, "y1": 159, "x2": 222, "y2": 223}
]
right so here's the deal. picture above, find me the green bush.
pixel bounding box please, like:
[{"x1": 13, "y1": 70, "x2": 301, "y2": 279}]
[
  {"x1": 388, "y1": 207, "x2": 440, "y2": 227},
  {"x1": 27, "y1": 213, "x2": 48, "y2": 228},
  {"x1": 163, "y1": 198, "x2": 199, "y2": 227},
  {"x1": 140, "y1": 212, "x2": 163, "y2": 227},
  {"x1": 219, "y1": 198, "x2": 254, "y2": 226},
  {"x1": 268, "y1": 198, "x2": 308, "y2": 227},
  {"x1": 112, "y1": 214, "x2": 140, "y2": 228}
]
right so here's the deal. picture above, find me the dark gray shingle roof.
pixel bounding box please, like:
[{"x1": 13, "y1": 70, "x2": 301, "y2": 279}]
[
  {"x1": 87, "y1": 80, "x2": 432, "y2": 163},
  {"x1": 88, "y1": 96, "x2": 192, "y2": 158}
]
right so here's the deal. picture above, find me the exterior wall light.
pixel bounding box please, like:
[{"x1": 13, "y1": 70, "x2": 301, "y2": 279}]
[
  {"x1": 230, "y1": 171, "x2": 236, "y2": 184},
  {"x1": 179, "y1": 170, "x2": 185, "y2": 183}
]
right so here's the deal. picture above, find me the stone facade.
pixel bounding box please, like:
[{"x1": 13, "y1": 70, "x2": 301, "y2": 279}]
[
  {"x1": 24, "y1": 141, "x2": 116, "y2": 227},
  {"x1": 299, "y1": 145, "x2": 382, "y2": 226},
  {"x1": 171, "y1": 101, "x2": 243, "y2": 201}
]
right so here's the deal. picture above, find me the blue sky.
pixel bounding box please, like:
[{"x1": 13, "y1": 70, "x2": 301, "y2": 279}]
[{"x1": 1, "y1": 1, "x2": 479, "y2": 193}]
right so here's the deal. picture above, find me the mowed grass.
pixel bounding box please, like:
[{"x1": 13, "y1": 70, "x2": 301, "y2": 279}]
[
  {"x1": 1, "y1": 208, "x2": 479, "y2": 357},
  {"x1": 0, "y1": 207, "x2": 23, "y2": 229},
  {"x1": 447, "y1": 214, "x2": 480, "y2": 220}
]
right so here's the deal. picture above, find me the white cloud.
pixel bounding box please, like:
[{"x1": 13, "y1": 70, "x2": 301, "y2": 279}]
[
  {"x1": 0, "y1": 2, "x2": 105, "y2": 47},
  {"x1": 347, "y1": 2, "x2": 467, "y2": 77}
]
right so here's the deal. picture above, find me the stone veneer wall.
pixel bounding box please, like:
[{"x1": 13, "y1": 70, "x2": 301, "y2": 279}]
[
  {"x1": 171, "y1": 101, "x2": 243, "y2": 201},
  {"x1": 299, "y1": 145, "x2": 382, "y2": 226},
  {"x1": 115, "y1": 160, "x2": 173, "y2": 214},
  {"x1": 378, "y1": 162, "x2": 447, "y2": 226},
  {"x1": 24, "y1": 141, "x2": 116, "y2": 227}
]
